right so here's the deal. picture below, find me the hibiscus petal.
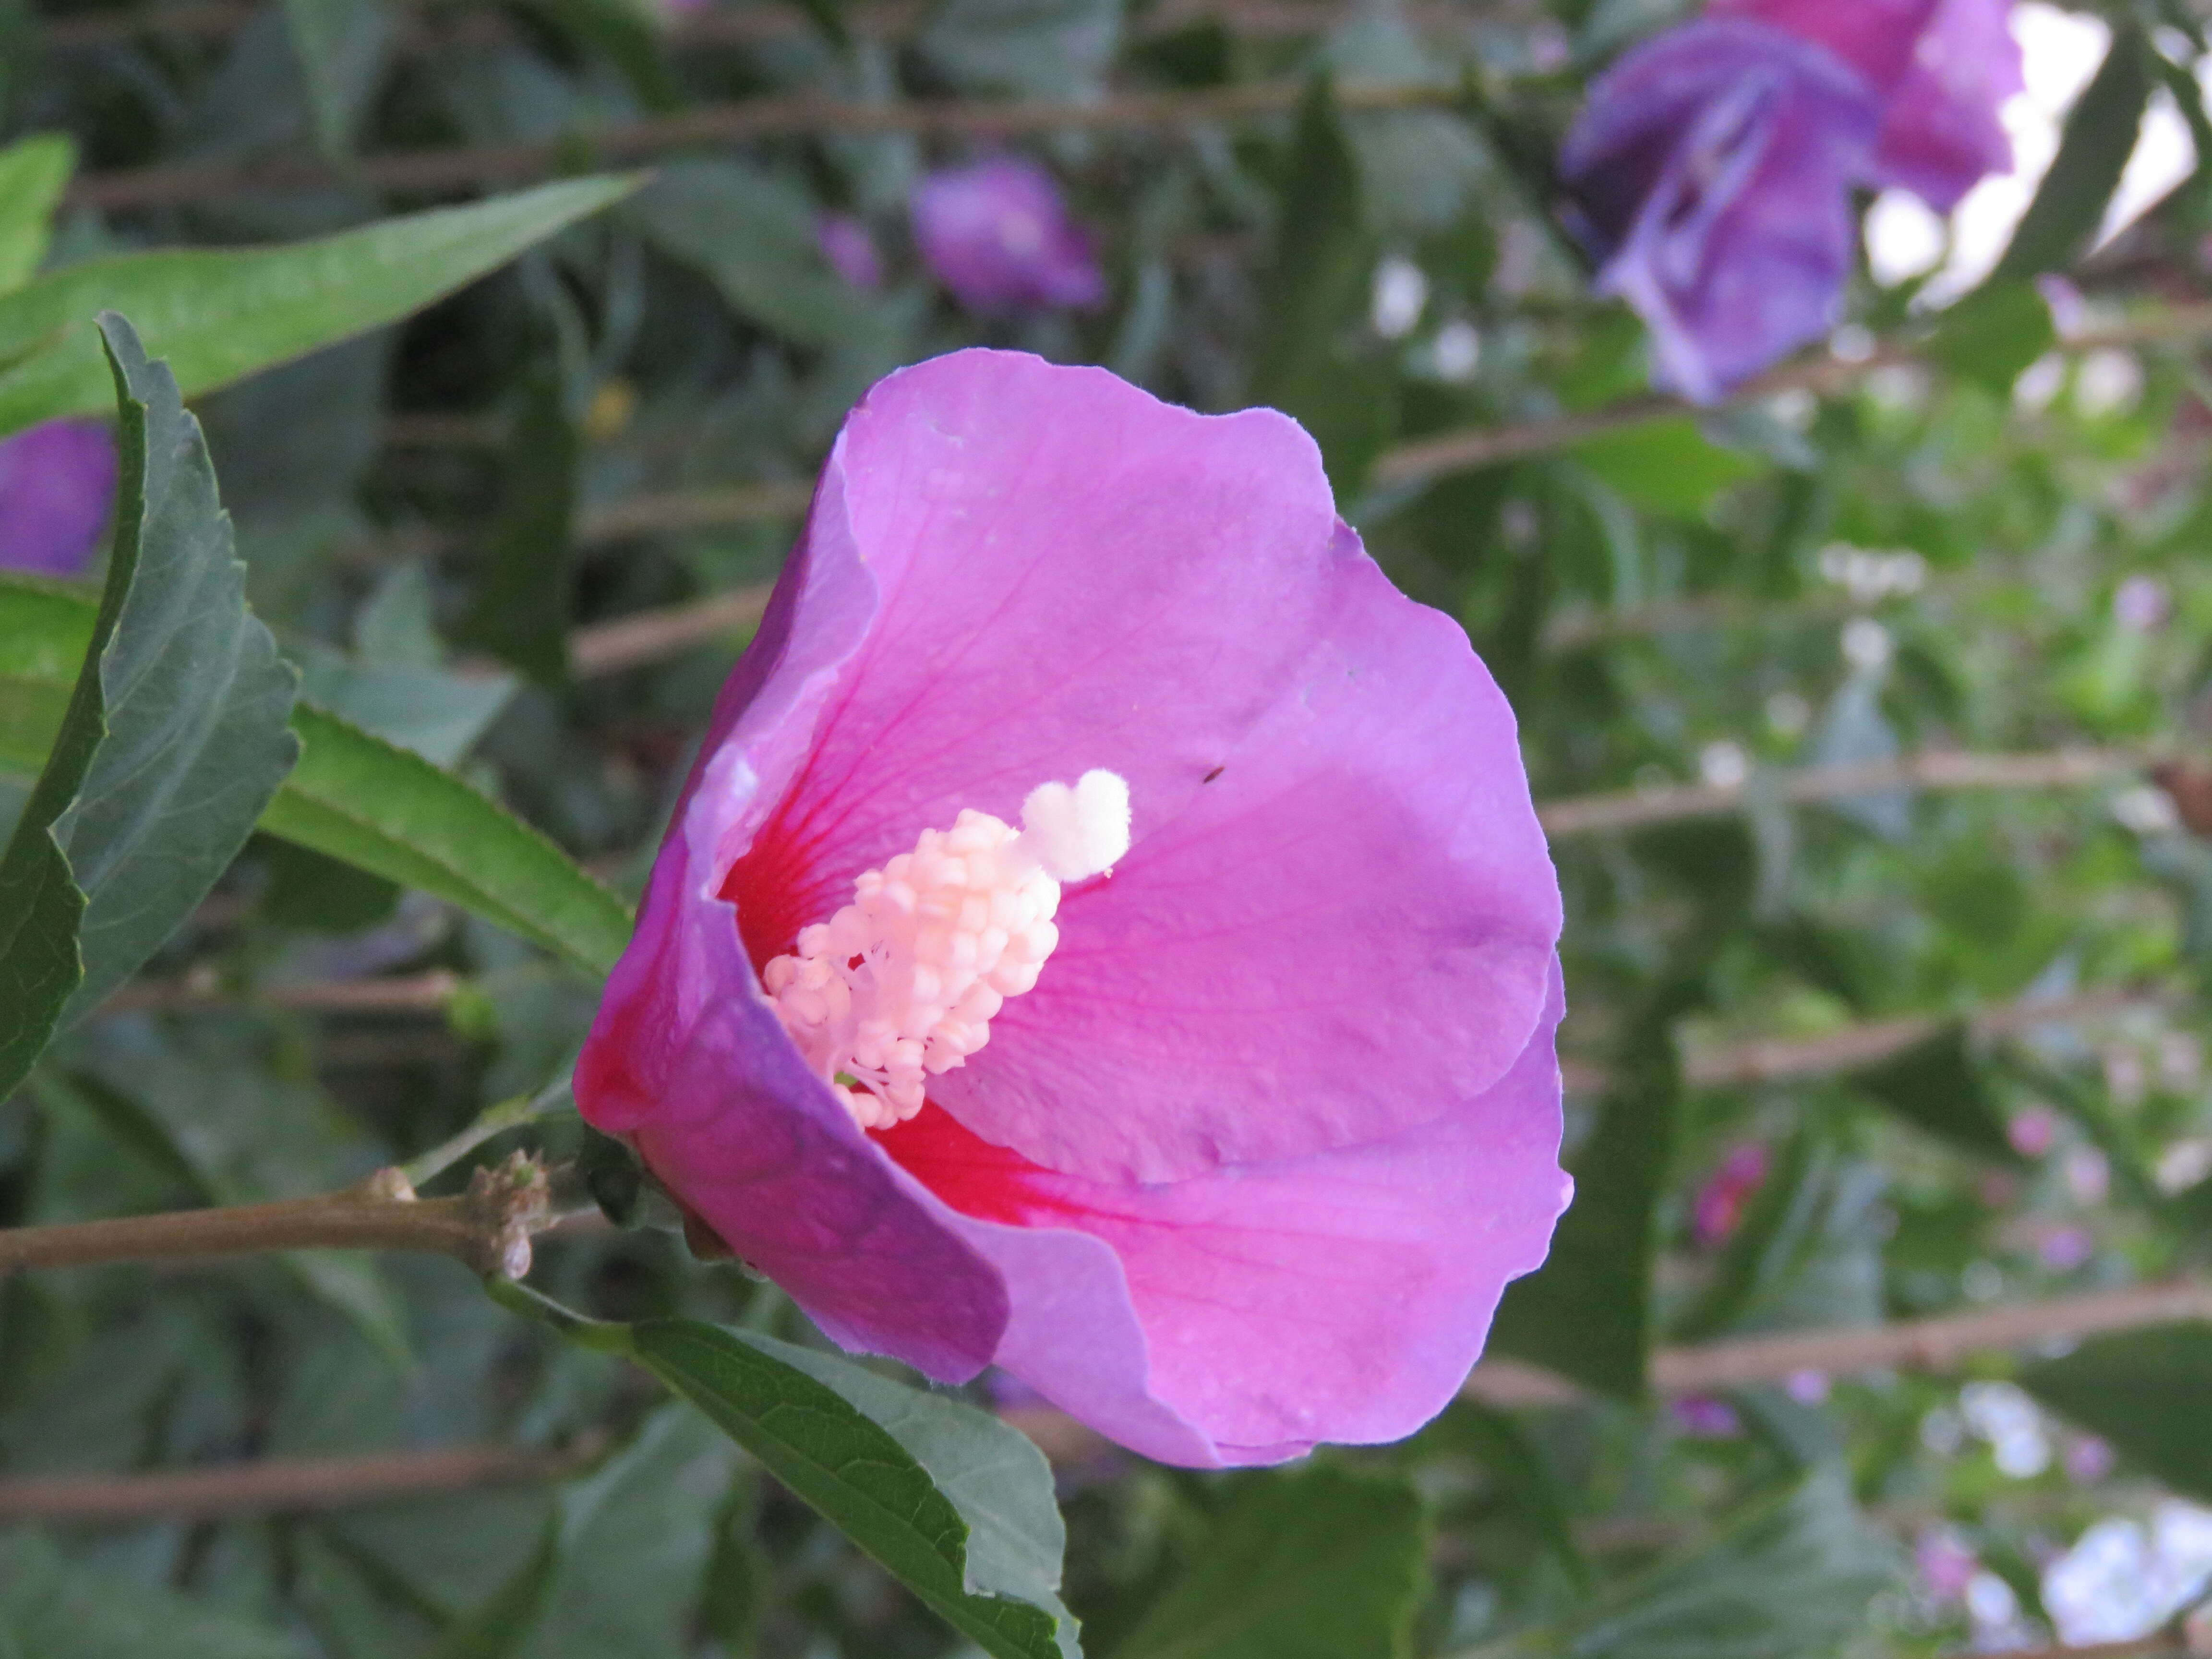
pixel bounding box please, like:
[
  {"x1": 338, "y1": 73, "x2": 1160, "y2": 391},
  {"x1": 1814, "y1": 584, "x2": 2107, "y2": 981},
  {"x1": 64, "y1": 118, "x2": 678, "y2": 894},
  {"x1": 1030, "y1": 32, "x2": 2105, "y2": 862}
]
[
  {"x1": 722, "y1": 353, "x2": 1557, "y2": 1182},
  {"x1": 579, "y1": 748, "x2": 1010, "y2": 1384},
  {"x1": 880, "y1": 964, "x2": 1570, "y2": 1464}
]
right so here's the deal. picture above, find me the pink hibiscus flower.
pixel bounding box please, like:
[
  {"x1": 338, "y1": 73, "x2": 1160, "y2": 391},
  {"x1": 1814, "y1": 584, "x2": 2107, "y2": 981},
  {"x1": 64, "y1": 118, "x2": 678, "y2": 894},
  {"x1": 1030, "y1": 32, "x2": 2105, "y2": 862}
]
[{"x1": 577, "y1": 349, "x2": 1568, "y2": 1467}]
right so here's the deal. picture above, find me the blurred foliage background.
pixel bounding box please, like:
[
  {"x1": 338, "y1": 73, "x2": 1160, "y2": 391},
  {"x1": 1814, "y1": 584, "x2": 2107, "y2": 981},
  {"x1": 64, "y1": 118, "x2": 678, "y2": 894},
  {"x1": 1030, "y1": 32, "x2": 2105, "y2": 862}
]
[{"x1": 11, "y1": 0, "x2": 2212, "y2": 1654}]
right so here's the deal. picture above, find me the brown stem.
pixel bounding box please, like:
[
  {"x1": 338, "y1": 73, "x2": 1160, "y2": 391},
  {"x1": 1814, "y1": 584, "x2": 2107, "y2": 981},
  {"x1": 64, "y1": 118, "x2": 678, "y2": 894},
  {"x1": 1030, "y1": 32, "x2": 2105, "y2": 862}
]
[
  {"x1": 1538, "y1": 745, "x2": 2144, "y2": 838},
  {"x1": 0, "y1": 1437, "x2": 604, "y2": 1523},
  {"x1": 68, "y1": 81, "x2": 1459, "y2": 212},
  {"x1": 100, "y1": 968, "x2": 462, "y2": 1016},
  {"x1": 570, "y1": 583, "x2": 777, "y2": 677},
  {"x1": 0, "y1": 1156, "x2": 555, "y2": 1280}
]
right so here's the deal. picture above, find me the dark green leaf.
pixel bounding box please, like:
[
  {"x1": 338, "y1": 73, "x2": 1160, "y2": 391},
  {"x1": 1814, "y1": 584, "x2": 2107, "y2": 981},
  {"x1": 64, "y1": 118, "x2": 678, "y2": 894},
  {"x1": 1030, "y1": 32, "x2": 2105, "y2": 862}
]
[
  {"x1": 1490, "y1": 1009, "x2": 1680, "y2": 1396},
  {"x1": 1673, "y1": 1139, "x2": 1886, "y2": 1343},
  {"x1": 51, "y1": 314, "x2": 300, "y2": 1025},
  {"x1": 1570, "y1": 419, "x2": 1758, "y2": 517},
  {"x1": 277, "y1": 0, "x2": 391, "y2": 161},
  {"x1": 0, "y1": 1532, "x2": 308, "y2": 1658},
  {"x1": 0, "y1": 176, "x2": 640, "y2": 438},
  {"x1": 1110, "y1": 1466, "x2": 1428, "y2": 1659},
  {"x1": 1251, "y1": 75, "x2": 1392, "y2": 496},
  {"x1": 1416, "y1": 1401, "x2": 1587, "y2": 1583},
  {"x1": 1562, "y1": 1469, "x2": 1899, "y2": 1659},
  {"x1": 627, "y1": 161, "x2": 881, "y2": 349},
  {"x1": 1926, "y1": 282, "x2": 2056, "y2": 397},
  {"x1": 460, "y1": 368, "x2": 578, "y2": 683},
  {"x1": 517, "y1": 1409, "x2": 737, "y2": 1659},
  {"x1": 627, "y1": 1319, "x2": 1073, "y2": 1659},
  {"x1": 1850, "y1": 1022, "x2": 2017, "y2": 1163},
  {"x1": 1991, "y1": 26, "x2": 2151, "y2": 283},
  {"x1": 2020, "y1": 1323, "x2": 2212, "y2": 1503}
]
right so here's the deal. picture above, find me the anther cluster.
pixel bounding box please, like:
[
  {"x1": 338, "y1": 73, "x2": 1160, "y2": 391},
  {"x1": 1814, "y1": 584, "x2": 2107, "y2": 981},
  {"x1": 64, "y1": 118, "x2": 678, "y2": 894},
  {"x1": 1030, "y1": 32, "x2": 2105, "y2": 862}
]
[{"x1": 764, "y1": 771, "x2": 1130, "y2": 1130}]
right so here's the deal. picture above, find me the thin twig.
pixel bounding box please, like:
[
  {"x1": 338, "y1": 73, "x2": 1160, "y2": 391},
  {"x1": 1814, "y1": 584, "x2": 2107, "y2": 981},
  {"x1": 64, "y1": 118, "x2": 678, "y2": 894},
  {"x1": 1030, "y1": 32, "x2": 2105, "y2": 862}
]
[
  {"x1": 101, "y1": 968, "x2": 462, "y2": 1015},
  {"x1": 570, "y1": 583, "x2": 776, "y2": 676},
  {"x1": 576, "y1": 484, "x2": 814, "y2": 545},
  {"x1": 0, "y1": 1157, "x2": 554, "y2": 1279},
  {"x1": 1537, "y1": 745, "x2": 2143, "y2": 837},
  {"x1": 0, "y1": 1437, "x2": 605, "y2": 1523},
  {"x1": 1372, "y1": 302, "x2": 2212, "y2": 487},
  {"x1": 68, "y1": 81, "x2": 1459, "y2": 211}
]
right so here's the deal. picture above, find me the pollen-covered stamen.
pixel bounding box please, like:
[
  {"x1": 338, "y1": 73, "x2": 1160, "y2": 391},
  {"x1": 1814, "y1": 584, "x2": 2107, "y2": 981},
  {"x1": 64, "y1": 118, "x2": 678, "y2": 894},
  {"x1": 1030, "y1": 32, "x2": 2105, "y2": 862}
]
[{"x1": 763, "y1": 770, "x2": 1130, "y2": 1131}]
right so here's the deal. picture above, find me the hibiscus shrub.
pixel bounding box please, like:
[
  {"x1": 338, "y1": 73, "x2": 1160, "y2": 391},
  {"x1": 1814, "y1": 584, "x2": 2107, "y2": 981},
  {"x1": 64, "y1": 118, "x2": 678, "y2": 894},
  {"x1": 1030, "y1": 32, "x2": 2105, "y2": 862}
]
[{"x1": 5, "y1": 2, "x2": 2212, "y2": 1657}]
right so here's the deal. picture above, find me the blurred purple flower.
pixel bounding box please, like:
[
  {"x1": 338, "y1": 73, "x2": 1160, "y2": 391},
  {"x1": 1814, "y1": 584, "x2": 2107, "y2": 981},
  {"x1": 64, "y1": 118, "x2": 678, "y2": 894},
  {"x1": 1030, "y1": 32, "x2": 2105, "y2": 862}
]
[
  {"x1": 1671, "y1": 1396, "x2": 1743, "y2": 1438},
  {"x1": 1716, "y1": 0, "x2": 2022, "y2": 210},
  {"x1": 0, "y1": 418, "x2": 118, "y2": 577},
  {"x1": 1785, "y1": 1368, "x2": 1830, "y2": 1404},
  {"x1": 2063, "y1": 1433, "x2": 2116, "y2": 1486},
  {"x1": 1693, "y1": 1141, "x2": 1770, "y2": 1246},
  {"x1": 911, "y1": 157, "x2": 1106, "y2": 314},
  {"x1": 816, "y1": 212, "x2": 884, "y2": 292},
  {"x1": 2007, "y1": 1104, "x2": 2059, "y2": 1158},
  {"x1": 1916, "y1": 1527, "x2": 1981, "y2": 1602},
  {"x1": 1560, "y1": 20, "x2": 1880, "y2": 402},
  {"x1": 1563, "y1": 3, "x2": 2020, "y2": 400},
  {"x1": 2115, "y1": 575, "x2": 2170, "y2": 633},
  {"x1": 2039, "y1": 1224, "x2": 2093, "y2": 1272}
]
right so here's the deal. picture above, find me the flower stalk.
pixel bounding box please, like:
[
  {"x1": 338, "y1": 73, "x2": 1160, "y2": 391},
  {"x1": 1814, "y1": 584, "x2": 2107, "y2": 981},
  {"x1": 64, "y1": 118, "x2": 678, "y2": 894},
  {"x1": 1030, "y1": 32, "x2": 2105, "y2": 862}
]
[{"x1": 0, "y1": 1153, "x2": 562, "y2": 1279}]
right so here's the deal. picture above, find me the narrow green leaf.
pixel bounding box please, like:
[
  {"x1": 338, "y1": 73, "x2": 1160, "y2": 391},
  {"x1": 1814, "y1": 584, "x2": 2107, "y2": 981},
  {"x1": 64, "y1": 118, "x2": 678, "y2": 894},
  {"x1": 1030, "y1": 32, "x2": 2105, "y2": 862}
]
[
  {"x1": 460, "y1": 368, "x2": 578, "y2": 683},
  {"x1": 0, "y1": 175, "x2": 640, "y2": 438},
  {"x1": 0, "y1": 577, "x2": 631, "y2": 977},
  {"x1": 1561, "y1": 1468, "x2": 1898, "y2": 1659},
  {"x1": 1570, "y1": 419, "x2": 1757, "y2": 517},
  {"x1": 428, "y1": 1520, "x2": 561, "y2": 1659},
  {"x1": 277, "y1": 0, "x2": 391, "y2": 162},
  {"x1": 2020, "y1": 1323, "x2": 2212, "y2": 1503},
  {"x1": 1672, "y1": 1140, "x2": 1886, "y2": 1345},
  {"x1": 49, "y1": 314, "x2": 301, "y2": 1024},
  {"x1": 1489, "y1": 1005, "x2": 1680, "y2": 1397},
  {"x1": 628, "y1": 1319, "x2": 1073, "y2": 1659},
  {"x1": 1991, "y1": 26, "x2": 2152, "y2": 284},
  {"x1": 1111, "y1": 1467, "x2": 1428, "y2": 1659},
  {"x1": 628, "y1": 161, "x2": 883, "y2": 348},
  {"x1": 1250, "y1": 75, "x2": 1393, "y2": 495},
  {"x1": 264, "y1": 704, "x2": 632, "y2": 976},
  {"x1": 0, "y1": 132, "x2": 72, "y2": 292},
  {"x1": 1850, "y1": 1022, "x2": 2017, "y2": 1163},
  {"x1": 1925, "y1": 282, "x2": 2057, "y2": 397},
  {"x1": 1412, "y1": 1402, "x2": 1586, "y2": 1585}
]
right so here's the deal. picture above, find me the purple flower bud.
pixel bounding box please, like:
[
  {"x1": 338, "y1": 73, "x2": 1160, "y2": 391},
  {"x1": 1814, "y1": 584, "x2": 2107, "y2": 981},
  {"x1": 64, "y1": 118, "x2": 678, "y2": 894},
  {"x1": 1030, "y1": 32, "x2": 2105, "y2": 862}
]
[
  {"x1": 2062, "y1": 1433, "x2": 2115, "y2": 1486},
  {"x1": 911, "y1": 157, "x2": 1106, "y2": 315},
  {"x1": 816, "y1": 212, "x2": 885, "y2": 292},
  {"x1": 1916, "y1": 1527, "x2": 1980, "y2": 1601},
  {"x1": 2007, "y1": 1104, "x2": 2058, "y2": 1158},
  {"x1": 2114, "y1": 575, "x2": 2169, "y2": 633},
  {"x1": 1561, "y1": 19, "x2": 1881, "y2": 402},
  {"x1": 0, "y1": 418, "x2": 118, "y2": 578},
  {"x1": 1692, "y1": 1141, "x2": 1771, "y2": 1246},
  {"x1": 1717, "y1": 0, "x2": 2021, "y2": 210},
  {"x1": 1671, "y1": 1395, "x2": 1743, "y2": 1438}
]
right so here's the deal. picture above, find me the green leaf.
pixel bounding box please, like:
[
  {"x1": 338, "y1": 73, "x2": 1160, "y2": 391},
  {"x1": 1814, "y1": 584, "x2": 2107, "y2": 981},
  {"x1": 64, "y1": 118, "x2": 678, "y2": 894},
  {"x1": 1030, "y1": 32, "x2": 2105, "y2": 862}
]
[
  {"x1": 1672, "y1": 1139, "x2": 1887, "y2": 1344},
  {"x1": 1849, "y1": 1022, "x2": 2017, "y2": 1164},
  {"x1": 1110, "y1": 1466, "x2": 1428, "y2": 1659},
  {"x1": 53, "y1": 315, "x2": 301, "y2": 1024},
  {"x1": 0, "y1": 1531, "x2": 308, "y2": 1659},
  {"x1": 460, "y1": 368, "x2": 579, "y2": 683},
  {"x1": 1926, "y1": 282, "x2": 2057, "y2": 397},
  {"x1": 1569, "y1": 418, "x2": 1758, "y2": 517},
  {"x1": 1411, "y1": 1401, "x2": 1586, "y2": 1584},
  {"x1": 1561, "y1": 1468, "x2": 1898, "y2": 1659},
  {"x1": 2020, "y1": 1323, "x2": 2212, "y2": 1503},
  {"x1": 627, "y1": 161, "x2": 882, "y2": 348},
  {"x1": 517, "y1": 1408, "x2": 738, "y2": 1659},
  {"x1": 1991, "y1": 26, "x2": 2152, "y2": 284},
  {"x1": 0, "y1": 577, "x2": 631, "y2": 976},
  {"x1": 626, "y1": 1319, "x2": 1075, "y2": 1659},
  {"x1": 0, "y1": 313, "x2": 298, "y2": 1095},
  {"x1": 277, "y1": 0, "x2": 392, "y2": 161},
  {"x1": 264, "y1": 704, "x2": 632, "y2": 975},
  {"x1": 0, "y1": 132, "x2": 72, "y2": 292},
  {"x1": 1250, "y1": 75, "x2": 1393, "y2": 497},
  {"x1": 1489, "y1": 1004, "x2": 1680, "y2": 1397},
  {"x1": 0, "y1": 175, "x2": 640, "y2": 439}
]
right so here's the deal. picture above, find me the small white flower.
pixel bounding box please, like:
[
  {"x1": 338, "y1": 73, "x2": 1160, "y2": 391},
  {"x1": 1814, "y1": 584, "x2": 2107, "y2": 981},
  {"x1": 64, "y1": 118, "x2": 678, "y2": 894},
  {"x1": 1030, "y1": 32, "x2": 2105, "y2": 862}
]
[
  {"x1": 1431, "y1": 319, "x2": 1482, "y2": 382},
  {"x1": 1841, "y1": 617, "x2": 1893, "y2": 672},
  {"x1": 1370, "y1": 255, "x2": 1429, "y2": 340}
]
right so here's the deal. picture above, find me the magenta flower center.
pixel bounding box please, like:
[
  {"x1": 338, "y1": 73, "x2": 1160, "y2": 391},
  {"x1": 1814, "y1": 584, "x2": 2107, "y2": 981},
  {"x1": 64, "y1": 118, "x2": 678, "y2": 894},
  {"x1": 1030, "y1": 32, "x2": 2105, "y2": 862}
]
[{"x1": 761, "y1": 771, "x2": 1131, "y2": 1130}]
